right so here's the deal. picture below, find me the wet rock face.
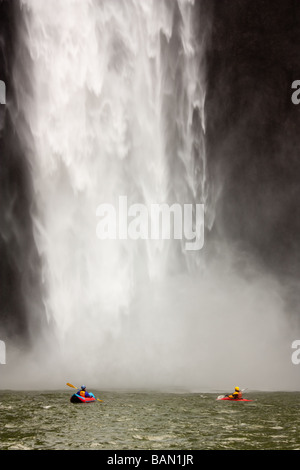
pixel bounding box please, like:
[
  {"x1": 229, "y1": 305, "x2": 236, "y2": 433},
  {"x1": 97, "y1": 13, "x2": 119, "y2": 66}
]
[
  {"x1": 0, "y1": 1, "x2": 44, "y2": 344},
  {"x1": 205, "y1": 0, "x2": 300, "y2": 282},
  {"x1": 0, "y1": 1, "x2": 25, "y2": 341}
]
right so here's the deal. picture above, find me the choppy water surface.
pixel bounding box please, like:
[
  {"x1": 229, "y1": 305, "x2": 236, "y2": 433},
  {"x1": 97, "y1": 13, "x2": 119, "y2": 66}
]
[{"x1": 0, "y1": 390, "x2": 299, "y2": 450}]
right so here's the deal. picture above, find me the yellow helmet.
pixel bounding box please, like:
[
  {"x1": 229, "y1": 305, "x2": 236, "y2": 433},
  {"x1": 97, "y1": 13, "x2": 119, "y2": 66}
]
[{"x1": 235, "y1": 386, "x2": 240, "y2": 391}]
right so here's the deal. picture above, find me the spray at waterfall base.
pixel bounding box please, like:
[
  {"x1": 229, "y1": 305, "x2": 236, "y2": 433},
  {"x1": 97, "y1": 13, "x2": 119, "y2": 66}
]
[
  {"x1": 1, "y1": 195, "x2": 298, "y2": 390},
  {"x1": 3, "y1": 246, "x2": 298, "y2": 392}
]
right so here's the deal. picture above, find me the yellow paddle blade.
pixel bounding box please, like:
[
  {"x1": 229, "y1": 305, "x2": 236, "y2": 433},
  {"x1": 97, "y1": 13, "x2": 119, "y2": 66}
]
[
  {"x1": 97, "y1": 399, "x2": 103, "y2": 402},
  {"x1": 66, "y1": 383, "x2": 77, "y2": 389}
]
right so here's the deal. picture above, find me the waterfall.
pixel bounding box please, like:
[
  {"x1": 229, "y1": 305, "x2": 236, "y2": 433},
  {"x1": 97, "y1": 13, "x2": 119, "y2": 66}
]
[
  {"x1": 7, "y1": 0, "x2": 297, "y2": 390},
  {"x1": 13, "y1": 0, "x2": 208, "y2": 385}
]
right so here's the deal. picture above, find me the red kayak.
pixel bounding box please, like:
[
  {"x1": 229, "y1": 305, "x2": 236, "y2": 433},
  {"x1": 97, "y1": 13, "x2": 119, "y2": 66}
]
[
  {"x1": 70, "y1": 393, "x2": 97, "y2": 403},
  {"x1": 217, "y1": 395, "x2": 252, "y2": 402}
]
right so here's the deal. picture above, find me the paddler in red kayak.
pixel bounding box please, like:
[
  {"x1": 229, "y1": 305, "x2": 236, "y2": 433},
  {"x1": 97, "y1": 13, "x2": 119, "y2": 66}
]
[{"x1": 227, "y1": 386, "x2": 242, "y2": 399}]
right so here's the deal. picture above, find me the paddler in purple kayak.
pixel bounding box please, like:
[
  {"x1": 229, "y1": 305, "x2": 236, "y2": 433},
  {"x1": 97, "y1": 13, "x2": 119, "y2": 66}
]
[{"x1": 77, "y1": 385, "x2": 95, "y2": 399}]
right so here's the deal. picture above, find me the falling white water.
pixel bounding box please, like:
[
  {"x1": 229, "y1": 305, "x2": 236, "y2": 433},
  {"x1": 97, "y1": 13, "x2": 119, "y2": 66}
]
[
  {"x1": 11, "y1": 0, "x2": 299, "y2": 391},
  {"x1": 13, "y1": 0, "x2": 206, "y2": 382}
]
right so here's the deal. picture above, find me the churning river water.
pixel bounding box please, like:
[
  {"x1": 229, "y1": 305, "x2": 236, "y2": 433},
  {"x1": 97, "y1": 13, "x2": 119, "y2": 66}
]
[{"x1": 0, "y1": 390, "x2": 299, "y2": 451}]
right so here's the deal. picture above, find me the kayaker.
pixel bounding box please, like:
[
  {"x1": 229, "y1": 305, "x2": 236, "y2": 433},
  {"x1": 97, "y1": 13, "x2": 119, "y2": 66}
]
[
  {"x1": 77, "y1": 385, "x2": 94, "y2": 398},
  {"x1": 227, "y1": 386, "x2": 242, "y2": 399}
]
